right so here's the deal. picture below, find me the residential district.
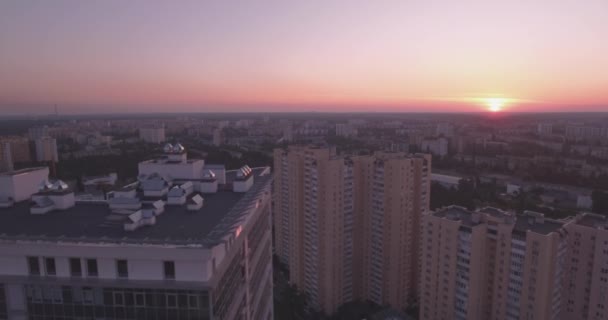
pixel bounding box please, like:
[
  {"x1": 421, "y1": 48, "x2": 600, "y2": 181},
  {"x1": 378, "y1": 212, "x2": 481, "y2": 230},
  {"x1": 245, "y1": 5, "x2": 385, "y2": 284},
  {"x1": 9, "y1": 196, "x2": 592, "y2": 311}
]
[{"x1": 0, "y1": 112, "x2": 607, "y2": 320}]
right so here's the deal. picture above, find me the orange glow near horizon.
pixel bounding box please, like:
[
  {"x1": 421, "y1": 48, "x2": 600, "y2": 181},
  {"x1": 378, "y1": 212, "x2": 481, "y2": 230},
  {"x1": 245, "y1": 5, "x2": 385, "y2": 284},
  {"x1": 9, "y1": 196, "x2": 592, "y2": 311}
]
[{"x1": 0, "y1": 1, "x2": 607, "y2": 114}]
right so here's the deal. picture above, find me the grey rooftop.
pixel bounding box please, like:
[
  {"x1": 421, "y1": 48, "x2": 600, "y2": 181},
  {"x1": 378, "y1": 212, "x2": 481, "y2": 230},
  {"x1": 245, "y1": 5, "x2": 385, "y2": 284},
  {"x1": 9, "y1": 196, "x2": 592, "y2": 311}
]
[{"x1": 0, "y1": 168, "x2": 271, "y2": 247}]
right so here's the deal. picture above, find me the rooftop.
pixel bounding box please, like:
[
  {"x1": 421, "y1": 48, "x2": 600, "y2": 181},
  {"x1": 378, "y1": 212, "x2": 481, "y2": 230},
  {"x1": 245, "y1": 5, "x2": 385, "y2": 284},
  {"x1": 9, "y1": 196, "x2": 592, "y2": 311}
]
[
  {"x1": 576, "y1": 213, "x2": 608, "y2": 229},
  {"x1": 432, "y1": 206, "x2": 480, "y2": 227},
  {"x1": 0, "y1": 167, "x2": 271, "y2": 247},
  {"x1": 513, "y1": 213, "x2": 565, "y2": 235},
  {"x1": 0, "y1": 167, "x2": 48, "y2": 177}
]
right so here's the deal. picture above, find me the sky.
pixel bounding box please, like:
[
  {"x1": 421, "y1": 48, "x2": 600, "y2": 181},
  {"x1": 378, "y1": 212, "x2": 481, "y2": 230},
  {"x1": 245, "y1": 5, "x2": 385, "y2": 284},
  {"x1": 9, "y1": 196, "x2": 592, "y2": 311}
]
[{"x1": 0, "y1": 0, "x2": 607, "y2": 114}]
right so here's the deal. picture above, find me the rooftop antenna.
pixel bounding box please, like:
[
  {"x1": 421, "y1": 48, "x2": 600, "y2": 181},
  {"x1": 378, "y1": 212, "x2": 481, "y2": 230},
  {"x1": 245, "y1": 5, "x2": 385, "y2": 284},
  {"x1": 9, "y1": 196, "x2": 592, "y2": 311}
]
[{"x1": 54, "y1": 104, "x2": 59, "y2": 117}]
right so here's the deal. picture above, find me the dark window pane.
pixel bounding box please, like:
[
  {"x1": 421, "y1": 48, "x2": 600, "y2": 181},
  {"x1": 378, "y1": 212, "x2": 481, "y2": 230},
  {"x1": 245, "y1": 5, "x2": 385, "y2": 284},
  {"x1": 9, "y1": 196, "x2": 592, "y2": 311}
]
[
  {"x1": 135, "y1": 293, "x2": 145, "y2": 306},
  {"x1": 167, "y1": 294, "x2": 177, "y2": 308},
  {"x1": 45, "y1": 258, "x2": 56, "y2": 276},
  {"x1": 114, "y1": 292, "x2": 124, "y2": 306},
  {"x1": 163, "y1": 261, "x2": 175, "y2": 280},
  {"x1": 116, "y1": 260, "x2": 128, "y2": 278},
  {"x1": 28, "y1": 257, "x2": 40, "y2": 275},
  {"x1": 87, "y1": 259, "x2": 98, "y2": 277},
  {"x1": 70, "y1": 258, "x2": 82, "y2": 276}
]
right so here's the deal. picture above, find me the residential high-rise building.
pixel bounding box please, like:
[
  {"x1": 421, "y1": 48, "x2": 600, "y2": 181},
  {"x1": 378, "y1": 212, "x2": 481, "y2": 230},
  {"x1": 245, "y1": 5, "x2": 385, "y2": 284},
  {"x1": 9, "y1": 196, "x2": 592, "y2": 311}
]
[
  {"x1": 28, "y1": 126, "x2": 50, "y2": 140},
  {"x1": 563, "y1": 213, "x2": 608, "y2": 320},
  {"x1": 212, "y1": 128, "x2": 224, "y2": 146},
  {"x1": 537, "y1": 123, "x2": 554, "y2": 136},
  {"x1": 0, "y1": 149, "x2": 273, "y2": 320},
  {"x1": 273, "y1": 146, "x2": 431, "y2": 315},
  {"x1": 34, "y1": 137, "x2": 58, "y2": 163},
  {"x1": 0, "y1": 137, "x2": 33, "y2": 171},
  {"x1": 420, "y1": 207, "x2": 608, "y2": 320},
  {"x1": 420, "y1": 137, "x2": 449, "y2": 157},
  {"x1": 139, "y1": 126, "x2": 166, "y2": 144},
  {"x1": 335, "y1": 123, "x2": 357, "y2": 137},
  {"x1": 0, "y1": 142, "x2": 13, "y2": 172}
]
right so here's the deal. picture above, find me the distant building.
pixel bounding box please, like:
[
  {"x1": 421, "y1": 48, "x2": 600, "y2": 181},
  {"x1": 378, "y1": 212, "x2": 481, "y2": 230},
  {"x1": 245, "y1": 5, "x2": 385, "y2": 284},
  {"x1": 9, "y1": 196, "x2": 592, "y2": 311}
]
[
  {"x1": 28, "y1": 126, "x2": 50, "y2": 140},
  {"x1": 0, "y1": 141, "x2": 12, "y2": 172},
  {"x1": 537, "y1": 123, "x2": 553, "y2": 136},
  {"x1": 0, "y1": 136, "x2": 33, "y2": 171},
  {"x1": 282, "y1": 125, "x2": 293, "y2": 142},
  {"x1": 420, "y1": 137, "x2": 448, "y2": 157},
  {"x1": 566, "y1": 125, "x2": 607, "y2": 142},
  {"x1": 212, "y1": 128, "x2": 223, "y2": 146},
  {"x1": 34, "y1": 137, "x2": 58, "y2": 162},
  {"x1": 436, "y1": 123, "x2": 455, "y2": 137},
  {"x1": 274, "y1": 146, "x2": 430, "y2": 314},
  {"x1": 139, "y1": 126, "x2": 166, "y2": 143},
  {"x1": 335, "y1": 123, "x2": 358, "y2": 137}
]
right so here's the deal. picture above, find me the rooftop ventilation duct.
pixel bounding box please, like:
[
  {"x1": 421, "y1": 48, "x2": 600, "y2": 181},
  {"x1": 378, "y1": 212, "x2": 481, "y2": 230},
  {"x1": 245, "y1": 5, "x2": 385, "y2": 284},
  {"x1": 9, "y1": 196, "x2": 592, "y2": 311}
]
[
  {"x1": 174, "y1": 143, "x2": 185, "y2": 153},
  {"x1": 38, "y1": 180, "x2": 53, "y2": 191},
  {"x1": 51, "y1": 180, "x2": 69, "y2": 191},
  {"x1": 163, "y1": 143, "x2": 174, "y2": 153}
]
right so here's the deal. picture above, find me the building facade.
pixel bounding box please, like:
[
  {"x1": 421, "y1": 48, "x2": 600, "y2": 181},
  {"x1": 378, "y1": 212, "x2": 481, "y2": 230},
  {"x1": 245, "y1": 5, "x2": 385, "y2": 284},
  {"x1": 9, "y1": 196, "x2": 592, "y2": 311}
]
[
  {"x1": 34, "y1": 137, "x2": 58, "y2": 163},
  {"x1": 139, "y1": 127, "x2": 166, "y2": 144},
  {"x1": 273, "y1": 146, "x2": 431, "y2": 315},
  {"x1": 420, "y1": 206, "x2": 607, "y2": 320}
]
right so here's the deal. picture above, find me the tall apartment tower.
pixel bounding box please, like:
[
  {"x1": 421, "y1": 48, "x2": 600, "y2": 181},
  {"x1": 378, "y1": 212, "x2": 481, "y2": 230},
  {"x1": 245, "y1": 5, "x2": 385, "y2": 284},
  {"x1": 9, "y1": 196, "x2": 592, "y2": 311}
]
[
  {"x1": 563, "y1": 213, "x2": 608, "y2": 320},
  {"x1": 273, "y1": 146, "x2": 431, "y2": 315},
  {"x1": 421, "y1": 207, "x2": 573, "y2": 320}
]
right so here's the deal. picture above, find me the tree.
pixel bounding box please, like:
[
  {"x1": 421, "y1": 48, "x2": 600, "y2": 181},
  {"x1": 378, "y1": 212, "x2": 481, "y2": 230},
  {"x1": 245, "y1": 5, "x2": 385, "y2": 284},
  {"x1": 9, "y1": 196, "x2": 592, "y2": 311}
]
[{"x1": 592, "y1": 190, "x2": 608, "y2": 216}]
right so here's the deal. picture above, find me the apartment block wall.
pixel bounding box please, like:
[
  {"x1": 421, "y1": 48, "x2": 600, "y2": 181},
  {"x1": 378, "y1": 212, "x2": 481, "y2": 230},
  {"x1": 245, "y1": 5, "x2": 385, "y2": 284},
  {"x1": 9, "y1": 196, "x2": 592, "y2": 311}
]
[
  {"x1": 273, "y1": 146, "x2": 430, "y2": 315},
  {"x1": 421, "y1": 207, "x2": 607, "y2": 320}
]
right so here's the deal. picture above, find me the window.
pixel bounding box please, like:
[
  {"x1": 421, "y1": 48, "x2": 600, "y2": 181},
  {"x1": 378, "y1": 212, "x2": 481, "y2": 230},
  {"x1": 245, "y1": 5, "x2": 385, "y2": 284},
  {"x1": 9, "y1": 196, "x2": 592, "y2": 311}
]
[
  {"x1": 135, "y1": 292, "x2": 145, "y2": 306},
  {"x1": 70, "y1": 258, "x2": 82, "y2": 276},
  {"x1": 167, "y1": 294, "x2": 177, "y2": 308},
  {"x1": 27, "y1": 257, "x2": 40, "y2": 275},
  {"x1": 164, "y1": 261, "x2": 175, "y2": 280},
  {"x1": 44, "y1": 257, "x2": 56, "y2": 276},
  {"x1": 86, "y1": 259, "x2": 98, "y2": 277},
  {"x1": 116, "y1": 260, "x2": 128, "y2": 278},
  {"x1": 114, "y1": 292, "x2": 124, "y2": 306}
]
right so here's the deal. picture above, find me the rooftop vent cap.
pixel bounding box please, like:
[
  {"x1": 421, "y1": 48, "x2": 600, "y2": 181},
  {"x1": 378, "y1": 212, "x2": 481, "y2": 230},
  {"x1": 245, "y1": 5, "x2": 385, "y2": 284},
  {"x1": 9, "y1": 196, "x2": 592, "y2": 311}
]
[
  {"x1": 174, "y1": 143, "x2": 185, "y2": 153},
  {"x1": 52, "y1": 180, "x2": 69, "y2": 191},
  {"x1": 163, "y1": 143, "x2": 174, "y2": 153},
  {"x1": 39, "y1": 180, "x2": 53, "y2": 191}
]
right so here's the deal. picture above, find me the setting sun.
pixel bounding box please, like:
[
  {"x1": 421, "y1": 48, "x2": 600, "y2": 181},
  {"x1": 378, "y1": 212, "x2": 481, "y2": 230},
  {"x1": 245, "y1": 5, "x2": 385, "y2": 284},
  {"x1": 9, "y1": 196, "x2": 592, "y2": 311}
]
[{"x1": 486, "y1": 98, "x2": 506, "y2": 112}]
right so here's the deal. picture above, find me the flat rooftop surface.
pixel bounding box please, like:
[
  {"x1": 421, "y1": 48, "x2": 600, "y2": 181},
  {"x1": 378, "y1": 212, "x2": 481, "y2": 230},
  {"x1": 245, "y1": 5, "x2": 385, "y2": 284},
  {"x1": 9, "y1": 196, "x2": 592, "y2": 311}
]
[
  {"x1": 513, "y1": 216, "x2": 564, "y2": 235},
  {"x1": 432, "y1": 206, "x2": 480, "y2": 227},
  {"x1": 576, "y1": 214, "x2": 608, "y2": 228},
  {"x1": 0, "y1": 168, "x2": 271, "y2": 247},
  {"x1": 0, "y1": 167, "x2": 48, "y2": 176}
]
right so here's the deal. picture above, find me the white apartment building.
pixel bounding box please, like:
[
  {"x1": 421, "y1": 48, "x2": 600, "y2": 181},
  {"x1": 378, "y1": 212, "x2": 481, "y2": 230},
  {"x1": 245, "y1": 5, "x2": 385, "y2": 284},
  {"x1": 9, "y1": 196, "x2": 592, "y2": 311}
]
[{"x1": 0, "y1": 147, "x2": 273, "y2": 320}]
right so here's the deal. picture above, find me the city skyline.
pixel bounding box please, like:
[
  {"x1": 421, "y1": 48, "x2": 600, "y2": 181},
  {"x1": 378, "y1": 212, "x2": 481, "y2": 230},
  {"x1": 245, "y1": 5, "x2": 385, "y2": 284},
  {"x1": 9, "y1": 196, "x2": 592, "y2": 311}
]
[{"x1": 1, "y1": 0, "x2": 607, "y2": 114}]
